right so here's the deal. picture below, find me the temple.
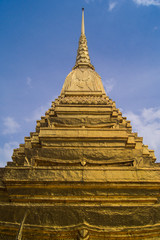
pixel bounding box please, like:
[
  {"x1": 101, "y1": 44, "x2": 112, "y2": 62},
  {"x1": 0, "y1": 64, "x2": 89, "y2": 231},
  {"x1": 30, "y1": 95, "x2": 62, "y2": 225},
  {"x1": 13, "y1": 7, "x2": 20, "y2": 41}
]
[{"x1": 0, "y1": 9, "x2": 160, "y2": 240}]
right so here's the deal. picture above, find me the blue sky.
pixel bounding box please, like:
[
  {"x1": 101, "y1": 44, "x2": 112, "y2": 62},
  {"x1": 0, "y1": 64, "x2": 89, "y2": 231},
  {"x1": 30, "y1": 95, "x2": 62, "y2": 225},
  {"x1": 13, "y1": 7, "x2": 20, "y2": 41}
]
[{"x1": 0, "y1": 0, "x2": 160, "y2": 166}]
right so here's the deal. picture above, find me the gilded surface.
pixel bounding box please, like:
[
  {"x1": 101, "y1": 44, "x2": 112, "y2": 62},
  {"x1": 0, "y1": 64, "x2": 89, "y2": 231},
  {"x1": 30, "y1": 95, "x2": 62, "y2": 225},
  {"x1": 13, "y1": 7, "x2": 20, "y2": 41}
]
[
  {"x1": 61, "y1": 68, "x2": 105, "y2": 93},
  {"x1": 0, "y1": 8, "x2": 160, "y2": 240}
]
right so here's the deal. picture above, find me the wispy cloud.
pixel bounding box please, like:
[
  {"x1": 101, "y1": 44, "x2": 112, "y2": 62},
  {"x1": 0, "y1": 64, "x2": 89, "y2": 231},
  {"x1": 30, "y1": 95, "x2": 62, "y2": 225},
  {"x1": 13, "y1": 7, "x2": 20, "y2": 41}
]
[
  {"x1": 26, "y1": 77, "x2": 32, "y2": 88},
  {"x1": 85, "y1": 0, "x2": 95, "y2": 4},
  {"x1": 0, "y1": 141, "x2": 19, "y2": 167},
  {"x1": 25, "y1": 102, "x2": 51, "y2": 122},
  {"x1": 103, "y1": 78, "x2": 115, "y2": 94},
  {"x1": 124, "y1": 107, "x2": 160, "y2": 162},
  {"x1": 133, "y1": 0, "x2": 160, "y2": 6},
  {"x1": 153, "y1": 26, "x2": 159, "y2": 31},
  {"x1": 2, "y1": 117, "x2": 20, "y2": 135},
  {"x1": 84, "y1": 0, "x2": 103, "y2": 3},
  {"x1": 108, "y1": 1, "x2": 117, "y2": 11},
  {"x1": 25, "y1": 95, "x2": 58, "y2": 122}
]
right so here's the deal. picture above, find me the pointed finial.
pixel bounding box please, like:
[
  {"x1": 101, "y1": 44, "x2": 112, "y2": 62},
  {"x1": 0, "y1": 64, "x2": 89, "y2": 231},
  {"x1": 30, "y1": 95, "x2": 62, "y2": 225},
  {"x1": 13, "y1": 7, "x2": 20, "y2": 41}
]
[
  {"x1": 81, "y1": 8, "x2": 85, "y2": 35},
  {"x1": 73, "y1": 8, "x2": 95, "y2": 70}
]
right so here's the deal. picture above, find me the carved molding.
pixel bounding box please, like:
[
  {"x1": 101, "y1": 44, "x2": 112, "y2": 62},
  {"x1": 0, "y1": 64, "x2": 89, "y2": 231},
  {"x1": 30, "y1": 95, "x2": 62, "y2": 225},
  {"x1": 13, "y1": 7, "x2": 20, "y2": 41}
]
[{"x1": 60, "y1": 95, "x2": 108, "y2": 105}]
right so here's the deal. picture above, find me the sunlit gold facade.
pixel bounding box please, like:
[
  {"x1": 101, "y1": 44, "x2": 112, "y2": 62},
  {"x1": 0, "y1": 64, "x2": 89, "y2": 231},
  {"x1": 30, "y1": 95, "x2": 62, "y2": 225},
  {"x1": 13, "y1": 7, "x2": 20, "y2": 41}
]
[{"x1": 0, "y1": 9, "x2": 160, "y2": 240}]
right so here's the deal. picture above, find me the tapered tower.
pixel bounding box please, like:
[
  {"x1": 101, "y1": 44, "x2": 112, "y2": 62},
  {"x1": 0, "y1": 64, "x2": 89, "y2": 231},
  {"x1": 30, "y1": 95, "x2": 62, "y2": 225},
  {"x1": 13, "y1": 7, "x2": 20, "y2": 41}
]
[{"x1": 0, "y1": 9, "x2": 160, "y2": 240}]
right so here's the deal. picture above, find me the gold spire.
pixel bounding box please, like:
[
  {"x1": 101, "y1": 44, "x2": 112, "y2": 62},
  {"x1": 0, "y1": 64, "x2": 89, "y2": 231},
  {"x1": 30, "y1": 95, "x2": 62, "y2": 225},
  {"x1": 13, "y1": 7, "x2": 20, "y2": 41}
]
[
  {"x1": 73, "y1": 8, "x2": 95, "y2": 70},
  {"x1": 81, "y1": 8, "x2": 85, "y2": 35}
]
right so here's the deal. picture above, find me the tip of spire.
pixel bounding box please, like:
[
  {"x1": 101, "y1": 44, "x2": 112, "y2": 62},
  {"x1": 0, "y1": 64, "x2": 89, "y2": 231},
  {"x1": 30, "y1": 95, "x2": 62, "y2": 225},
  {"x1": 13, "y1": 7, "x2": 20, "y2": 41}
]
[
  {"x1": 81, "y1": 8, "x2": 85, "y2": 35},
  {"x1": 73, "y1": 8, "x2": 95, "y2": 70}
]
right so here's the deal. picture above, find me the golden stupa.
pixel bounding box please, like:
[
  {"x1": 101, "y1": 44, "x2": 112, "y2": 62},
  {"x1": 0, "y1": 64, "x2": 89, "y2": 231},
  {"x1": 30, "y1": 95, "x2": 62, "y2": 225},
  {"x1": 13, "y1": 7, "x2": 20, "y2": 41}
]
[{"x1": 0, "y1": 9, "x2": 160, "y2": 240}]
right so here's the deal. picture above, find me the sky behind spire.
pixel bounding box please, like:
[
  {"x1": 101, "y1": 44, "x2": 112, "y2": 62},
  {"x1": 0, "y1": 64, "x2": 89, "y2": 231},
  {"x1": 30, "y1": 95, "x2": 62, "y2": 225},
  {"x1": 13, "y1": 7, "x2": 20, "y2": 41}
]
[{"x1": 0, "y1": 0, "x2": 160, "y2": 166}]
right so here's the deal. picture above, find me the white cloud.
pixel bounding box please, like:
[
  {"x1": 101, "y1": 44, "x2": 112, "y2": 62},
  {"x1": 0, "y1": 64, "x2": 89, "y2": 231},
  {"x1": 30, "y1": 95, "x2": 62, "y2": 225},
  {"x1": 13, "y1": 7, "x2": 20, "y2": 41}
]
[
  {"x1": 26, "y1": 77, "x2": 32, "y2": 88},
  {"x1": 133, "y1": 0, "x2": 160, "y2": 6},
  {"x1": 25, "y1": 95, "x2": 58, "y2": 122},
  {"x1": 103, "y1": 78, "x2": 115, "y2": 94},
  {"x1": 124, "y1": 107, "x2": 160, "y2": 162},
  {"x1": 108, "y1": 1, "x2": 117, "y2": 11},
  {"x1": 25, "y1": 102, "x2": 51, "y2": 122},
  {"x1": 0, "y1": 141, "x2": 19, "y2": 167},
  {"x1": 153, "y1": 26, "x2": 159, "y2": 31},
  {"x1": 84, "y1": 0, "x2": 103, "y2": 3},
  {"x1": 85, "y1": 0, "x2": 95, "y2": 3},
  {"x1": 2, "y1": 117, "x2": 20, "y2": 135}
]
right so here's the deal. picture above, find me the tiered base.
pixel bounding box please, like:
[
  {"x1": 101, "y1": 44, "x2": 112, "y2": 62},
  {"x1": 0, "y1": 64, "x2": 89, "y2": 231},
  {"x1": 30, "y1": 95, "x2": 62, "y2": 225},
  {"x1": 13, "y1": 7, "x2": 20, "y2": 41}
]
[{"x1": 0, "y1": 166, "x2": 160, "y2": 239}]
